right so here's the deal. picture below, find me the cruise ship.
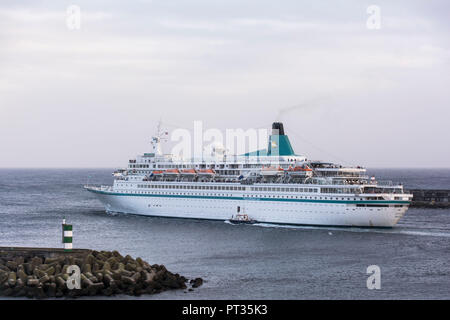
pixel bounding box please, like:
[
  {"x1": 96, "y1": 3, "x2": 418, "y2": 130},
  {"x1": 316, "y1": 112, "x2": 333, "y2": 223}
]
[{"x1": 85, "y1": 122, "x2": 412, "y2": 227}]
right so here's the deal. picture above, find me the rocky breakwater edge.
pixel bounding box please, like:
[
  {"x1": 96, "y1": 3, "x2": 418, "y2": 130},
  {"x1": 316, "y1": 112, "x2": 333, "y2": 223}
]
[{"x1": 0, "y1": 247, "x2": 203, "y2": 298}]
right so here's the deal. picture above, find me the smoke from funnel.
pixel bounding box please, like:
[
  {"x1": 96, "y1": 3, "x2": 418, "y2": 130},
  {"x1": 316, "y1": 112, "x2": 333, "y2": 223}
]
[{"x1": 275, "y1": 96, "x2": 330, "y2": 121}]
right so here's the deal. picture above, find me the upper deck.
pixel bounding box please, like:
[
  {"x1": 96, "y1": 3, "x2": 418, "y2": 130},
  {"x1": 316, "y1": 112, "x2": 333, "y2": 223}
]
[{"x1": 112, "y1": 122, "x2": 404, "y2": 193}]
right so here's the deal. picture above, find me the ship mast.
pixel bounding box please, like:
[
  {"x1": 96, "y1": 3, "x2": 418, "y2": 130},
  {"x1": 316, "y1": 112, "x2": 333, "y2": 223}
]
[{"x1": 150, "y1": 121, "x2": 168, "y2": 156}]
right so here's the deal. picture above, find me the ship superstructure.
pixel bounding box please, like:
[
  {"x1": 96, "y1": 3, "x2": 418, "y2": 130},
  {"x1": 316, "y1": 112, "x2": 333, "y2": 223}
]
[{"x1": 86, "y1": 122, "x2": 412, "y2": 227}]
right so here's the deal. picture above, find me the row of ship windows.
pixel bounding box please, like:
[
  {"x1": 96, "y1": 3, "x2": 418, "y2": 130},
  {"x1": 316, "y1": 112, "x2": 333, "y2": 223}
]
[
  {"x1": 134, "y1": 184, "x2": 322, "y2": 193},
  {"x1": 130, "y1": 163, "x2": 290, "y2": 169},
  {"x1": 144, "y1": 204, "x2": 395, "y2": 212},
  {"x1": 117, "y1": 190, "x2": 360, "y2": 201},
  {"x1": 320, "y1": 187, "x2": 359, "y2": 194},
  {"x1": 244, "y1": 195, "x2": 355, "y2": 200},
  {"x1": 119, "y1": 184, "x2": 383, "y2": 196},
  {"x1": 131, "y1": 170, "x2": 241, "y2": 175},
  {"x1": 250, "y1": 186, "x2": 318, "y2": 193},
  {"x1": 136, "y1": 184, "x2": 246, "y2": 191},
  {"x1": 130, "y1": 164, "x2": 243, "y2": 169}
]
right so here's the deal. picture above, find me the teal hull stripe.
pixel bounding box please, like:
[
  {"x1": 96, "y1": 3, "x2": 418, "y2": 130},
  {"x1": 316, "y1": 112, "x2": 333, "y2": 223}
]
[{"x1": 87, "y1": 188, "x2": 410, "y2": 205}]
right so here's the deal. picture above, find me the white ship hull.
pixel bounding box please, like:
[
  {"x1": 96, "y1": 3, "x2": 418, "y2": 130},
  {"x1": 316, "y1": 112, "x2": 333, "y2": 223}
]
[{"x1": 88, "y1": 189, "x2": 408, "y2": 227}]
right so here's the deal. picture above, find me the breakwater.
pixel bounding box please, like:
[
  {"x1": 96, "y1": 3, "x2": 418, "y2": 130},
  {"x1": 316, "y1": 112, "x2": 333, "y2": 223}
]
[
  {"x1": 408, "y1": 189, "x2": 450, "y2": 208},
  {"x1": 0, "y1": 247, "x2": 202, "y2": 298}
]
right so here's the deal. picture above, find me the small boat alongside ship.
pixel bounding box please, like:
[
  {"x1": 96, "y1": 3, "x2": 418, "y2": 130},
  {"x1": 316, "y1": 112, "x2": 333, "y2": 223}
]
[{"x1": 228, "y1": 214, "x2": 257, "y2": 225}]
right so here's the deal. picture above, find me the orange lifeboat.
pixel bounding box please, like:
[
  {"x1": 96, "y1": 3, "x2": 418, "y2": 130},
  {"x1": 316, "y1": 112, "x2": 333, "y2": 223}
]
[
  {"x1": 151, "y1": 170, "x2": 164, "y2": 176},
  {"x1": 260, "y1": 166, "x2": 284, "y2": 176},
  {"x1": 286, "y1": 164, "x2": 313, "y2": 176},
  {"x1": 164, "y1": 169, "x2": 180, "y2": 175},
  {"x1": 196, "y1": 169, "x2": 216, "y2": 175},
  {"x1": 287, "y1": 165, "x2": 312, "y2": 172},
  {"x1": 181, "y1": 169, "x2": 196, "y2": 175}
]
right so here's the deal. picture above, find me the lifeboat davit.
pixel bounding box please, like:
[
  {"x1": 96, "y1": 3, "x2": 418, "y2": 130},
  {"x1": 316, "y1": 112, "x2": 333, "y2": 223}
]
[{"x1": 260, "y1": 166, "x2": 284, "y2": 176}]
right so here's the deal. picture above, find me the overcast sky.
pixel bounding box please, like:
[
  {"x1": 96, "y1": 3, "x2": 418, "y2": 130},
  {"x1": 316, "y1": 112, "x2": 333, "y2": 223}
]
[{"x1": 1, "y1": 0, "x2": 449, "y2": 168}]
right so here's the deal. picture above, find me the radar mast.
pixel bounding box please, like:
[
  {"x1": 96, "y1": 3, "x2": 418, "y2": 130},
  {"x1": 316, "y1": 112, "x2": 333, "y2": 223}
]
[{"x1": 150, "y1": 121, "x2": 168, "y2": 155}]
